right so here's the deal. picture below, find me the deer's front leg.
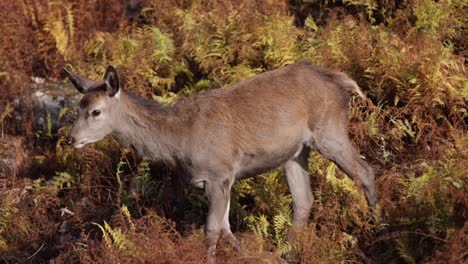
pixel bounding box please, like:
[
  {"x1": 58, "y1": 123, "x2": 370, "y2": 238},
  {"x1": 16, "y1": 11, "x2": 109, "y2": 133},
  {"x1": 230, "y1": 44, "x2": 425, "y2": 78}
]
[{"x1": 204, "y1": 178, "x2": 240, "y2": 262}]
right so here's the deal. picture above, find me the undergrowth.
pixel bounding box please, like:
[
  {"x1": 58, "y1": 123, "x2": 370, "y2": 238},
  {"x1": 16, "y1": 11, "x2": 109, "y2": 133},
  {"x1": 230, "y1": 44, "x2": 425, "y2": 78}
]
[{"x1": 0, "y1": 0, "x2": 466, "y2": 263}]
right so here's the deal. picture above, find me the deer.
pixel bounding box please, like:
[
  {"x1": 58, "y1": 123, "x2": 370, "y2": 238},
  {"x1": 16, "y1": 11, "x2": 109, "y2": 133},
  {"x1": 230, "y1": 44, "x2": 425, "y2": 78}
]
[{"x1": 64, "y1": 62, "x2": 378, "y2": 260}]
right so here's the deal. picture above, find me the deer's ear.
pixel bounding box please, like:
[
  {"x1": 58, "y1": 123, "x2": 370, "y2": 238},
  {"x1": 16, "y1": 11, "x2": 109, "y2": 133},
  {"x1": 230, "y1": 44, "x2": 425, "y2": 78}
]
[
  {"x1": 63, "y1": 68, "x2": 99, "y2": 94},
  {"x1": 104, "y1": 65, "x2": 120, "y2": 97}
]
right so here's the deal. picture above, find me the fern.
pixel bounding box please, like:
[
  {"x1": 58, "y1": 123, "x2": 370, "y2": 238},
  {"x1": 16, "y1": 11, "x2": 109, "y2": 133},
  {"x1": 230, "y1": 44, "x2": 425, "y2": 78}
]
[
  {"x1": 245, "y1": 214, "x2": 270, "y2": 251},
  {"x1": 95, "y1": 221, "x2": 131, "y2": 252},
  {"x1": 152, "y1": 92, "x2": 177, "y2": 105},
  {"x1": 240, "y1": 170, "x2": 294, "y2": 254},
  {"x1": 0, "y1": 203, "x2": 12, "y2": 252},
  {"x1": 47, "y1": 171, "x2": 75, "y2": 190},
  {"x1": 46, "y1": 112, "x2": 53, "y2": 138},
  {"x1": 43, "y1": 1, "x2": 75, "y2": 59},
  {"x1": 131, "y1": 26, "x2": 175, "y2": 65},
  {"x1": 0, "y1": 203, "x2": 12, "y2": 236},
  {"x1": 94, "y1": 205, "x2": 136, "y2": 254},
  {"x1": 192, "y1": 79, "x2": 212, "y2": 92},
  {"x1": 35, "y1": 112, "x2": 53, "y2": 139},
  {"x1": 391, "y1": 118, "x2": 416, "y2": 140},
  {"x1": 128, "y1": 158, "x2": 164, "y2": 206},
  {"x1": 343, "y1": 0, "x2": 378, "y2": 22},
  {"x1": 222, "y1": 64, "x2": 263, "y2": 84},
  {"x1": 135, "y1": 158, "x2": 151, "y2": 189},
  {"x1": 116, "y1": 37, "x2": 139, "y2": 66},
  {"x1": 273, "y1": 214, "x2": 290, "y2": 237},
  {"x1": 0, "y1": 200, "x2": 29, "y2": 253},
  {"x1": 256, "y1": 16, "x2": 301, "y2": 68},
  {"x1": 323, "y1": 21, "x2": 354, "y2": 65},
  {"x1": 28, "y1": 171, "x2": 75, "y2": 192},
  {"x1": 95, "y1": 221, "x2": 112, "y2": 248},
  {"x1": 260, "y1": 171, "x2": 292, "y2": 217},
  {"x1": 148, "y1": 27, "x2": 174, "y2": 63},
  {"x1": 84, "y1": 32, "x2": 108, "y2": 62},
  {"x1": 304, "y1": 16, "x2": 319, "y2": 32},
  {"x1": 64, "y1": 3, "x2": 74, "y2": 40},
  {"x1": 2, "y1": 0, "x2": 467, "y2": 262},
  {"x1": 120, "y1": 205, "x2": 135, "y2": 232},
  {"x1": 273, "y1": 213, "x2": 292, "y2": 255},
  {"x1": 395, "y1": 237, "x2": 417, "y2": 264},
  {"x1": 413, "y1": 0, "x2": 448, "y2": 34},
  {"x1": 325, "y1": 163, "x2": 360, "y2": 199}
]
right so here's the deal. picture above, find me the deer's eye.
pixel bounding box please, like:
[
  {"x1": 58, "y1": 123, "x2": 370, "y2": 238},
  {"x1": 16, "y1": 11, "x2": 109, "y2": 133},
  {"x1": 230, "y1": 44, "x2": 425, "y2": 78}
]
[{"x1": 91, "y1": 110, "x2": 101, "y2": 117}]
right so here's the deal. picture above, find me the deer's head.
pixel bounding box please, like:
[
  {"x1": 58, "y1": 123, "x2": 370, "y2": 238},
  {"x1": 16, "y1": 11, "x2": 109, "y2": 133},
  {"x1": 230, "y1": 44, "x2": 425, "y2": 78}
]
[{"x1": 64, "y1": 66, "x2": 122, "y2": 148}]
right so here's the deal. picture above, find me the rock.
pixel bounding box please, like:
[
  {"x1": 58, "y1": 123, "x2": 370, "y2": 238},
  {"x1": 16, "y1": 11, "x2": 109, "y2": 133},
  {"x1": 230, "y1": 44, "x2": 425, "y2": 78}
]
[
  {"x1": 12, "y1": 78, "x2": 81, "y2": 135},
  {"x1": 31, "y1": 79, "x2": 81, "y2": 134}
]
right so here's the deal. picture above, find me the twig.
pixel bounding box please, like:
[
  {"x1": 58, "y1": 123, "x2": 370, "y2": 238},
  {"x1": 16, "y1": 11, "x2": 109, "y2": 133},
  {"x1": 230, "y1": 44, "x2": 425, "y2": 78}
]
[
  {"x1": 1, "y1": 253, "x2": 10, "y2": 264},
  {"x1": 407, "y1": 230, "x2": 448, "y2": 243},
  {"x1": 18, "y1": 242, "x2": 44, "y2": 263}
]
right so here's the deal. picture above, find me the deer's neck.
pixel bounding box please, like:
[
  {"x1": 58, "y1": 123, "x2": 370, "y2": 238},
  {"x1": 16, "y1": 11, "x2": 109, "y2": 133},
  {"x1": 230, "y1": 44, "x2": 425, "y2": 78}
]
[{"x1": 112, "y1": 91, "x2": 184, "y2": 165}]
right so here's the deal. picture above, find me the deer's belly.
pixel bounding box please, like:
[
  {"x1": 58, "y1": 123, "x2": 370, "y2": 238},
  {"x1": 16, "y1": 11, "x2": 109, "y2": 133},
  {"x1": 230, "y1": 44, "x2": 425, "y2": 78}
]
[{"x1": 234, "y1": 144, "x2": 303, "y2": 179}]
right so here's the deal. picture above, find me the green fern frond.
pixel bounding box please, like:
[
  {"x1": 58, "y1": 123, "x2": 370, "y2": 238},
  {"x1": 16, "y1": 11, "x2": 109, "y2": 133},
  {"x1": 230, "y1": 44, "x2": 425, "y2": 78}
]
[
  {"x1": 0, "y1": 203, "x2": 12, "y2": 236},
  {"x1": 245, "y1": 214, "x2": 270, "y2": 239},
  {"x1": 325, "y1": 22, "x2": 352, "y2": 64},
  {"x1": 48, "y1": 171, "x2": 75, "y2": 191},
  {"x1": 277, "y1": 240, "x2": 292, "y2": 255},
  {"x1": 94, "y1": 220, "x2": 132, "y2": 252},
  {"x1": 414, "y1": 0, "x2": 448, "y2": 34},
  {"x1": 106, "y1": 223, "x2": 127, "y2": 251},
  {"x1": 134, "y1": 26, "x2": 175, "y2": 64},
  {"x1": 233, "y1": 178, "x2": 254, "y2": 198},
  {"x1": 43, "y1": 1, "x2": 75, "y2": 59},
  {"x1": 116, "y1": 37, "x2": 139, "y2": 66},
  {"x1": 64, "y1": 3, "x2": 74, "y2": 39},
  {"x1": 84, "y1": 32, "x2": 107, "y2": 61},
  {"x1": 325, "y1": 163, "x2": 360, "y2": 199},
  {"x1": 273, "y1": 213, "x2": 292, "y2": 255},
  {"x1": 257, "y1": 16, "x2": 301, "y2": 68},
  {"x1": 273, "y1": 213, "x2": 290, "y2": 238},
  {"x1": 402, "y1": 167, "x2": 437, "y2": 207},
  {"x1": 152, "y1": 92, "x2": 177, "y2": 105},
  {"x1": 222, "y1": 64, "x2": 263, "y2": 84},
  {"x1": 120, "y1": 205, "x2": 135, "y2": 232},
  {"x1": 0, "y1": 201, "x2": 17, "y2": 252},
  {"x1": 136, "y1": 158, "x2": 151, "y2": 178},
  {"x1": 94, "y1": 221, "x2": 112, "y2": 248},
  {"x1": 395, "y1": 237, "x2": 417, "y2": 264},
  {"x1": 192, "y1": 79, "x2": 212, "y2": 92}
]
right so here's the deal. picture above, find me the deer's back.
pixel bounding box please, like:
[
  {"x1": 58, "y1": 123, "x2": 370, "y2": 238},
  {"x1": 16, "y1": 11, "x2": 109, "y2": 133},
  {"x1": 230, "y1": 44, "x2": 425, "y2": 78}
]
[{"x1": 172, "y1": 62, "x2": 350, "y2": 175}]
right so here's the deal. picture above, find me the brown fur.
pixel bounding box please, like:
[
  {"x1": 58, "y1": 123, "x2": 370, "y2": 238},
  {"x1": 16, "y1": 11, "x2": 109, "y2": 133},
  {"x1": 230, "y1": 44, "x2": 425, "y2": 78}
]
[{"x1": 65, "y1": 62, "x2": 377, "y2": 261}]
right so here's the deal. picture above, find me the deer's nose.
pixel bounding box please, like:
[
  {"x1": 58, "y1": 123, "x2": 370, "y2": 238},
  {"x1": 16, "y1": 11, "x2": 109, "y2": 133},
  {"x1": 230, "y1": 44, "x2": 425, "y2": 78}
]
[{"x1": 66, "y1": 136, "x2": 75, "y2": 145}]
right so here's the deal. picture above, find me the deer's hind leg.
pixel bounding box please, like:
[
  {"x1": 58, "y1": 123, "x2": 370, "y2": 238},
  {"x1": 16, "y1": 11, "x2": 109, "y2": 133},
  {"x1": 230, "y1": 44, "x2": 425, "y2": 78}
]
[
  {"x1": 315, "y1": 127, "x2": 378, "y2": 207},
  {"x1": 284, "y1": 146, "x2": 314, "y2": 226}
]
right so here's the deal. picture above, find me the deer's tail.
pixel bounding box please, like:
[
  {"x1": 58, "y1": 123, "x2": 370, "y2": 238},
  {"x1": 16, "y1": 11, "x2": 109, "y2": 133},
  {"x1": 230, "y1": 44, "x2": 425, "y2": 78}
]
[{"x1": 334, "y1": 72, "x2": 366, "y2": 100}]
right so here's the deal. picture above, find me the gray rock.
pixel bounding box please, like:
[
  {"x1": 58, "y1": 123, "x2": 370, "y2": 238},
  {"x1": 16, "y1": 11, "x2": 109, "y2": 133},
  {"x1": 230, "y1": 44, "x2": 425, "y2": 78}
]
[{"x1": 13, "y1": 78, "x2": 81, "y2": 135}]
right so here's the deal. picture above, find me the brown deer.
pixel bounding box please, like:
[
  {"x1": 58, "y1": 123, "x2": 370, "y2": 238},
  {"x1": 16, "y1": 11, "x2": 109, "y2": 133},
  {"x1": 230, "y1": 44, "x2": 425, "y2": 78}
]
[{"x1": 64, "y1": 62, "x2": 378, "y2": 259}]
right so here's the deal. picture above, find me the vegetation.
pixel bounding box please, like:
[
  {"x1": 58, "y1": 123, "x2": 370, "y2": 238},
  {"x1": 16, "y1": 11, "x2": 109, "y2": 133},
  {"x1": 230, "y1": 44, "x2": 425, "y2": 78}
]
[{"x1": 0, "y1": 0, "x2": 466, "y2": 263}]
